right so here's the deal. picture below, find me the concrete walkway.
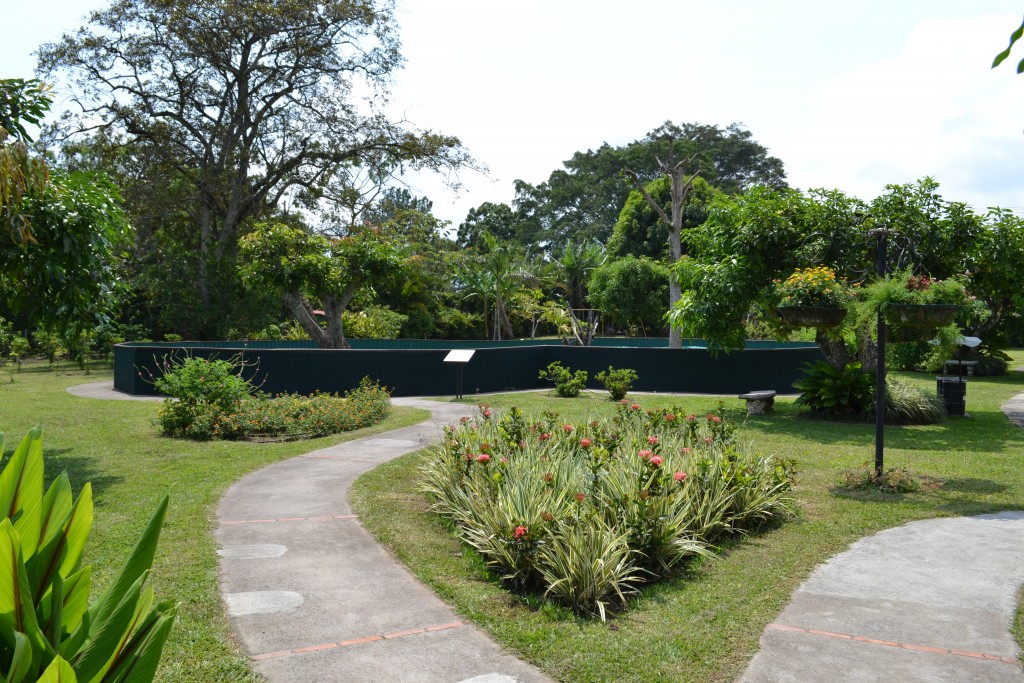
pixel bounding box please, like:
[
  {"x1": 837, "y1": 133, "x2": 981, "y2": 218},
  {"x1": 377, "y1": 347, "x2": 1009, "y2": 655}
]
[
  {"x1": 738, "y1": 512, "x2": 1024, "y2": 682},
  {"x1": 214, "y1": 397, "x2": 550, "y2": 683},
  {"x1": 739, "y1": 388, "x2": 1024, "y2": 682},
  {"x1": 69, "y1": 380, "x2": 1024, "y2": 681},
  {"x1": 67, "y1": 382, "x2": 549, "y2": 682}
]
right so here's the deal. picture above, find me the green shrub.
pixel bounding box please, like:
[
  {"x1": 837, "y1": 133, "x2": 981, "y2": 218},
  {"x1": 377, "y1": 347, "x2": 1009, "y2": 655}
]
[
  {"x1": 247, "y1": 325, "x2": 281, "y2": 341},
  {"x1": 595, "y1": 366, "x2": 638, "y2": 401},
  {"x1": 32, "y1": 328, "x2": 64, "y2": 369},
  {"x1": 152, "y1": 355, "x2": 256, "y2": 437},
  {"x1": 0, "y1": 317, "x2": 12, "y2": 358},
  {"x1": 974, "y1": 351, "x2": 1010, "y2": 376},
  {"x1": 793, "y1": 361, "x2": 873, "y2": 416},
  {"x1": 887, "y1": 341, "x2": 929, "y2": 370},
  {"x1": 155, "y1": 364, "x2": 391, "y2": 440},
  {"x1": 538, "y1": 361, "x2": 588, "y2": 398},
  {"x1": 343, "y1": 305, "x2": 408, "y2": 339},
  {"x1": 421, "y1": 405, "x2": 795, "y2": 619},
  {"x1": 153, "y1": 355, "x2": 254, "y2": 407},
  {"x1": 8, "y1": 335, "x2": 30, "y2": 369},
  {"x1": 213, "y1": 382, "x2": 392, "y2": 439},
  {"x1": 0, "y1": 427, "x2": 176, "y2": 681}
]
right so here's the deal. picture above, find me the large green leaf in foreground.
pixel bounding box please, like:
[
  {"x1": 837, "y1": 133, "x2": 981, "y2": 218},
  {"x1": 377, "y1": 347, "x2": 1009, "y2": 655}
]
[{"x1": 0, "y1": 428, "x2": 176, "y2": 683}]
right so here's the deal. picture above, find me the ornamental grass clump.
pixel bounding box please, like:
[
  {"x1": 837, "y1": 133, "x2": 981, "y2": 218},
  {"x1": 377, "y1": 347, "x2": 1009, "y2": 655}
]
[
  {"x1": 773, "y1": 266, "x2": 854, "y2": 308},
  {"x1": 421, "y1": 403, "x2": 796, "y2": 620}
]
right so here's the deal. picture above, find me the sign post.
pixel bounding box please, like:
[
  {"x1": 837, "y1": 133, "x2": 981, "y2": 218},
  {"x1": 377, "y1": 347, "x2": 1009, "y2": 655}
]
[{"x1": 443, "y1": 349, "x2": 475, "y2": 399}]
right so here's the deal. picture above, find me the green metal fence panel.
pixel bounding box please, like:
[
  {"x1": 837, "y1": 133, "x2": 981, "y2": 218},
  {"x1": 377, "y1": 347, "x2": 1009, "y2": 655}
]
[{"x1": 114, "y1": 341, "x2": 823, "y2": 397}]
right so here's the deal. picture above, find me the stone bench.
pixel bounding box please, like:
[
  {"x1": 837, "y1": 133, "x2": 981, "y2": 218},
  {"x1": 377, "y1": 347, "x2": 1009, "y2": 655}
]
[{"x1": 738, "y1": 390, "x2": 777, "y2": 415}]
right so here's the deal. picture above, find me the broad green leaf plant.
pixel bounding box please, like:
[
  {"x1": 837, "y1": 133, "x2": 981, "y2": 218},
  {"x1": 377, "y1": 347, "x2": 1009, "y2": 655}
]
[{"x1": 0, "y1": 427, "x2": 175, "y2": 682}]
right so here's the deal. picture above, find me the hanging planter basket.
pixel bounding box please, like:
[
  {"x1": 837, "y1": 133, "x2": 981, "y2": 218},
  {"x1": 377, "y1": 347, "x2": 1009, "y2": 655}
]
[
  {"x1": 777, "y1": 306, "x2": 848, "y2": 329},
  {"x1": 883, "y1": 304, "x2": 958, "y2": 328}
]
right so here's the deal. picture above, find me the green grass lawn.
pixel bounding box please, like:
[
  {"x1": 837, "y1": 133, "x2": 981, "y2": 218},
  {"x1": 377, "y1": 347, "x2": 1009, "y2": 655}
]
[
  {"x1": 0, "y1": 362, "x2": 429, "y2": 683},
  {"x1": 352, "y1": 356, "x2": 1024, "y2": 682}
]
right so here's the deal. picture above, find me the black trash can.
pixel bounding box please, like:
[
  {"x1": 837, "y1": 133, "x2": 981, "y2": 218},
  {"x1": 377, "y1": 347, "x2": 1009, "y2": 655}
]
[{"x1": 936, "y1": 376, "x2": 967, "y2": 417}]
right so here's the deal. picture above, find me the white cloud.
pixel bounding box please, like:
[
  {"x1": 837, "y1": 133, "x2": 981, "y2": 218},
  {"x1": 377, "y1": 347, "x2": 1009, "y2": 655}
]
[{"x1": 779, "y1": 13, "x2": 1024, "y2": 211}]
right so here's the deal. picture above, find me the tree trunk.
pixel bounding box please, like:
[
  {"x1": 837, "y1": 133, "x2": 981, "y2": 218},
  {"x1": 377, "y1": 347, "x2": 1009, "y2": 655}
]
[
  {"x1": 492, "y1": 293, "x2": 513, "y2": 340},
  {"x1": 283, "y1": 283, "x2": 360, "y2": 349},
  {"x1": 668, "y1": 226, "x2": 683, "y2": 349},
  {"x1": 815, "y1": 329, "x2": 854, "y2": 369},
  {"x1": 197, "y1": 204, "x2": 213, "y2": 310},
  {"x1": 625, "y1": 151, "x2": 698, "y2": 351},
  {"x1": 856, "y1": 325, "x2": 879, "y2": 373},
  {"x1": 283, "y1": 290, "x2": 329, "y2": 347}
]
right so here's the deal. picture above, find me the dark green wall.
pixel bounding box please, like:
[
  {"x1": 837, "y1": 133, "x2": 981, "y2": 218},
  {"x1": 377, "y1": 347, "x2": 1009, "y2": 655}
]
[{"x1": 114, "y1": 340, "x2": 823, "y2": 397}]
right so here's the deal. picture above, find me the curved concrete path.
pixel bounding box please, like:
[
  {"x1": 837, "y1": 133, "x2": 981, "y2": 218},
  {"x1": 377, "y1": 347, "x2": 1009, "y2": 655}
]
[
  {"x1": 740, "y1": 387, "x2": 1024, "y2": 682},
  {"x1": 214, "y1": 397, "x2": 550, "y2": 683},
  {"x1": 70, "y1": 380, "x2": 1024, "y2": 681},
  {"x1": 738, "y1": 512, "x2": 1024, "y2": 682},
  {"x1": 68, "y1": 382, "x2": 549, "y2": 682}
]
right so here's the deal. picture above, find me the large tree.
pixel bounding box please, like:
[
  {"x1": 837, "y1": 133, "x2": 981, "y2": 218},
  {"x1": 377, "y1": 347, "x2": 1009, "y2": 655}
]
[
  {"x1": 39, "y1": 0, "x2": 470, "y2": 336},
  {"x1": 512, "y1": 121, "x2": 786, "y2": 252},
  {"x1": 608, "y1": 175, "x2": 719, "y2": 259},
  {"x1": 0, "y1": 78, "x2": 51, "y2": 244},
  {"x1": 623, "y1": 125, "x2": 745, "y2": 348},
  {"x1": 670, "y1": 178, "x2": 1023, "y2": 359},
  {"x1": 456, "y1": 201, "x2": 523, "y2": 249},
  {"x1": 239, "y1": 221, "x2": 403, "y2": 349},
  {"x1": 1, "y1": 80, "x2": 132, "y2": 336},
  {"x1": 588, "y1": 256, "x2": 669, "y2": 336}
]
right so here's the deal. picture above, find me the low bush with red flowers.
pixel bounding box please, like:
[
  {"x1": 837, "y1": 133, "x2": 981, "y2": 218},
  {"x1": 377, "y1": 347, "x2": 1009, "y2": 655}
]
[
  {"x1": 155, "y1": 361, "x2": 391, "y2": 440},
  {"x1": 421, "y1": 402, "x2": 796, "y2": 620}
]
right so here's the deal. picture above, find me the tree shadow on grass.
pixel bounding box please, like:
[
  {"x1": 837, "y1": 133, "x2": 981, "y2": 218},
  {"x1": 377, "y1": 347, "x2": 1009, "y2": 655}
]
[
  {"x1": 0, "y1": 446, "x2": 126, "y2": 509},
  {"x1": 743, "y1": 407, "x2": 1024, "y2": 454},
  {"x1": 44, "y1": 449, "x2": 124, "y2": 507},
  {"x1": 829, "y1": 475, "x2": 1023, "y2": 518},
  {"x1": 939, "y1": 478, "x2": 1008, "y2": 494}
]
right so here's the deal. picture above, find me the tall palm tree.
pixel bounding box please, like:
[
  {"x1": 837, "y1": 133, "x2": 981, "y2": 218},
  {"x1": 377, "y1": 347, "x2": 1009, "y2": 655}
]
[
  {"x1": 456, "y1": 232, "x2": 535, "y2": 340},
  {"x1": 555, "y1": 240, "x2": 606, "y2": 311}
]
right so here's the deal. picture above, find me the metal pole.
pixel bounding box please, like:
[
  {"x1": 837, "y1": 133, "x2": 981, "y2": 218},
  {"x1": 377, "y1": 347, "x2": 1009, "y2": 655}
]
[{"x1": 874, "y1": 230, "x2": 887, "y2": 479}]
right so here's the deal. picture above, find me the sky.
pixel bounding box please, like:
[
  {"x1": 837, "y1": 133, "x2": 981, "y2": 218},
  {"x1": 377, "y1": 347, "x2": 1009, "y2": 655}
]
[{"x1": 3, "y1": 1, "x2": 1023, "y2": 229}]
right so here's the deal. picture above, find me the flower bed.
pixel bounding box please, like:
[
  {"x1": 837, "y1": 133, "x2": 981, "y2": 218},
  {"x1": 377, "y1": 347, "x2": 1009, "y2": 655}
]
[
  {"x1": 421, "y1": 402, "x2": 796, "y2": 619},
  {"x1": 157, "y1": 377, "x2": 391, "y2": 440}
]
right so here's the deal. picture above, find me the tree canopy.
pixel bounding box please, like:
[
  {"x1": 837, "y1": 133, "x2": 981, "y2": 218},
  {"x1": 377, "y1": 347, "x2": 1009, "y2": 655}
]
[
  {"x1": 240, "y1": 221, "x2": 404, "y2": 349},
  {"x1": 588, "y1": 256, "x2": 669, "y2": 335},
  {"x1": 670, "y1": 178, "x2": 1024, "y2": 353},
  {"x1": 0, "y1": 79, "x2": 51, "y2": 244},
  {"x1": 39, "y1": 0, "x2": 471, "y2": 337},
  {"x1": 1, "y1": 81, "x2": 132, "y2": 336},
  {"x1": 511, "y1": 121, "x2": 786, "y2": 252}
]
